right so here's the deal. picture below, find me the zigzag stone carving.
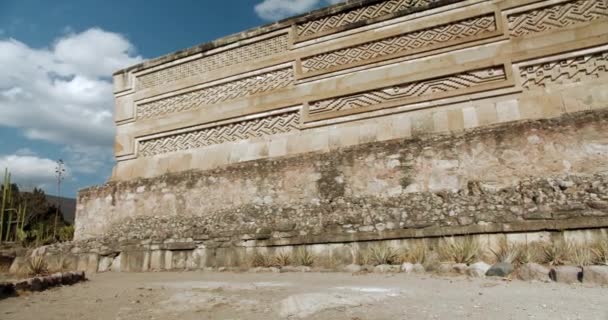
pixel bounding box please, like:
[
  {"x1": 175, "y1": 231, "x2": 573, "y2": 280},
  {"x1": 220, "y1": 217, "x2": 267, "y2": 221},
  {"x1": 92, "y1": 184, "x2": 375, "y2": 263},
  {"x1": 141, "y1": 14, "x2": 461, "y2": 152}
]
[
  {"x1": 137, "y1": 68, "x2": 294, "y2": 120},
  {"x1": 508, "y1": 0, "x2": 608, "y2": 37},
  {"x1": 138, "y1": 111, "x2": 300, "y2": 156},
  {"x1": 520, "y1": 50, "x2": 608, "y2": 90},
  {"x1": 302, "y1": 14, "x2": 496, "y2": 74},
  {"x1": 296, "y1": 0, "x2": 441, "y2": 39},
  {"x1": 137, "y1": 34, "x2": 290, "y2": 89},
  {"x1": 309, "y1": 66, "x2": 506, "y2": 115}
]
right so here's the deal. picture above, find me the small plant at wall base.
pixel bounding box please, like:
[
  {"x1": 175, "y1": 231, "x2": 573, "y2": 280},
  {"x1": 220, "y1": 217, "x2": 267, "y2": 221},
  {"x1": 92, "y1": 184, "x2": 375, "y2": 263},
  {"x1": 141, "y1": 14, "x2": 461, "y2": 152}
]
[
  {"x1": 293, "y1": 248, "x2": 315, "y2": 267},
  {"x1": 364, "y1": 244, "x2": 399, "y2": 265},
  {"x1": 438, "y1": 236, "x2": 481, "y2": 264}
]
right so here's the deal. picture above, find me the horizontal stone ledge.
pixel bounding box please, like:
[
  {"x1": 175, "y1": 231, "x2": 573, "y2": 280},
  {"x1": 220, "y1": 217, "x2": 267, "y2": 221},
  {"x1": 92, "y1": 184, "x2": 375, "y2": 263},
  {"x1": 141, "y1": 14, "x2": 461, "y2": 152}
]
[{"x1": 244, "y1": 216, "x2": 608, "y2": 247}]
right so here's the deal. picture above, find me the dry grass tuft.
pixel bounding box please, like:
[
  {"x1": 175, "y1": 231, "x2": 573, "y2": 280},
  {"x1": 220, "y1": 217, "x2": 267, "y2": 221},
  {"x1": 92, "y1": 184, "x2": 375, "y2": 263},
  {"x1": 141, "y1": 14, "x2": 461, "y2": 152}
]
[
  {"x1": 438, "y1": 237, "x2": 481, "y2": 264},
  {"x1": 568, "y1": 243, "x2": 593, "y2": 266},
  {"x1": 400, "y1": 242, "x2": 428, "y2": 264},
  {"x1": 272, "y1": 251, "x2": 292, "y2": 267},
  {"x1": 514, "y1": 242, "x2": 543, "y2": 265},
  {"x1": 26, "y1": 256, "x2": 49, "y2": 277},
  {"x1": 540, "y1": 240, "x2": 569, "y2": 266},
  {"x1": 489, "y1": 238, "x2": 520, "y2": 264},
  {"x1": 250, "y1": 251, "x2": 272, "y2": 268},
  {"x1": 293, "y1": 248, "x2": 315, "y2": 267},
  {"x1": 591, "y1": 238, "x2": 608, "y2": 265},
  {"x1": 363, "y1": 244, "x2": 399, "y2": 266}
]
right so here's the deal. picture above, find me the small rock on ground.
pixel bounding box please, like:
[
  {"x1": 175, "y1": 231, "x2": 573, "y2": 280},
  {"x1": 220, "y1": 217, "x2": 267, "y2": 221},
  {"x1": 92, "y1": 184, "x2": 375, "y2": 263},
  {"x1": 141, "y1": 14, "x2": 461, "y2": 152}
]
[
  {"x1": 373, "y1": 264, "x2": 400, "y2": 273},
  {"x1": 486, "y1": 262, "x2": 514, "y2": 277},
  {"x1": 452, "y1": 263, "x2": 468, "y2": 274},
  {"x1": 344, "y1": 264, "x2": 362, "y2": 273},
  {"x1": 467, "y1": 262, "x2": 491, "y2": 277}
]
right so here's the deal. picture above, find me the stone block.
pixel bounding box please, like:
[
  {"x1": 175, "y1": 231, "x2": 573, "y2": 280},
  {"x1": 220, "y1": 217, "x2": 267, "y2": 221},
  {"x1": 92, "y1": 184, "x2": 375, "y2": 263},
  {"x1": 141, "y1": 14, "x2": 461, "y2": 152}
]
[
  {"x1": 582, "y1": 266, "x2": 608, "y2": 286},
  {"x1": 517, "y1": 263, "x2": 550, "y2": 282},
  {"x1": 549, "y1": 266, "x2": 582, "y2": 284}
]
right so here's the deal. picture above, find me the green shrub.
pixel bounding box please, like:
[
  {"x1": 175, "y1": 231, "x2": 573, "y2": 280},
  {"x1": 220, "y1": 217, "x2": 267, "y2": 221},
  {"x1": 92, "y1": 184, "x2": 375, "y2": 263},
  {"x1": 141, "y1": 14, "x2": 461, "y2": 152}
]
[{"x1": 58, "y1": 225, "x2": 75, "y2": 242}]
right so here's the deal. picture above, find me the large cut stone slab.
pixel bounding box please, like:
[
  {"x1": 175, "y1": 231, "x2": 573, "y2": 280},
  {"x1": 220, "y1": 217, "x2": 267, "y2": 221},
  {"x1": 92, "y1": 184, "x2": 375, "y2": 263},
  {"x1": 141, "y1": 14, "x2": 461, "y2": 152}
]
[
  {"x1": 549, "y1": 266, "x2": 582, "y2": 284},
  {"x1": 582, "y1": 266, "x2": 608, "y2": 286}
]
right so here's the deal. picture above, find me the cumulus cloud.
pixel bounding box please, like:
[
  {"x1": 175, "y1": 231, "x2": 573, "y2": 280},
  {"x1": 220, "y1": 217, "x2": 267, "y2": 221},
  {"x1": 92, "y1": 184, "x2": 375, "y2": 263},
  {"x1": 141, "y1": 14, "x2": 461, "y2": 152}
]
[
  {"x1": 0, "y1": 28, "x2": 143, "y2": 178},
  {"x1": 0, "y1": 154, "x2": 69, "y2": 190},
  {"x1": 0, "y1": 28, "x2": 141, "y2": 147},
  {"x1": 254, "y1": 0, "x2": 344, "y2": 21}
]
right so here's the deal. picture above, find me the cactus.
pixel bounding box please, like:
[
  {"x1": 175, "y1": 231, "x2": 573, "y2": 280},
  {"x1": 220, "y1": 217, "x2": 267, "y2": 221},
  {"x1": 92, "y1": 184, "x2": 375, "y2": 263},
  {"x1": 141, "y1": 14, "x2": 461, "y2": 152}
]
[{"x1": 0, "y1": 168, "x2": 10, "y2": 243}]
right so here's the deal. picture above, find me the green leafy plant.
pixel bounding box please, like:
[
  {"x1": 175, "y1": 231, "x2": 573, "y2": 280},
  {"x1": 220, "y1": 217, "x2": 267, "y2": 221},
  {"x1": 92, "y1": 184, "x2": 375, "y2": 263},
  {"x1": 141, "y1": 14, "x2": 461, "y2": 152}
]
[
  {"x1": 438, "y1": 237, "x2": 481, "y2": 264},
  {"x1": 26, "y1": 256, "x2": 49, "y2": 277},
  {"x1": 591, "y1": 238, "x2": 608, "y2": 265},
  {"x1": 364, "y1": 243, "x2": 399, "y2": 266},
  {"x1": 293, "y1": 248, "x2": 315, "y2": 267},
  {"x1": 58, "y1": 225, "x2": 75, "y2": 242}
]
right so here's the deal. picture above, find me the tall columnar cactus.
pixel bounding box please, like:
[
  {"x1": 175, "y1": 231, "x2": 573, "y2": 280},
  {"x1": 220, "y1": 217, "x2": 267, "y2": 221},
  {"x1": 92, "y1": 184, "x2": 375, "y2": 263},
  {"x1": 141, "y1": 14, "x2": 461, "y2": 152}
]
[{"x1": 0, "y1": 168, "x2": 10, "y2": 243}]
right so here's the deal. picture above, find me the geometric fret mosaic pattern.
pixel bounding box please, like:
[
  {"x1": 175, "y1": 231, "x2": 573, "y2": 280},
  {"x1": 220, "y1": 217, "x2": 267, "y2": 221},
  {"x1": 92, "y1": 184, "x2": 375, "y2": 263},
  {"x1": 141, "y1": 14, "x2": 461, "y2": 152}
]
[
  {"x1": 508, "y1": 0, "x2": 608, "y2": 37},
  {"x1": 302, "y1": 14, "x2": 496, "y2": 74},
  {"x1": 520, "y1": 50, "x2": 608, "y2": 90},
  {"x1": 138, "y1": 111, "x2": 300, "y2": 157},
  {"x1": 296, "y1": 0, "x2": 445, "y2": 40},
  {"x1": 137, "y1": 68, "x2": 294, "y2": 120},
  {"x1": 309, "y1": 66, "x2": 506, "y2": 116},
  {"x1": 137, "y1": 34, "x2": 290, "y2": 90}
]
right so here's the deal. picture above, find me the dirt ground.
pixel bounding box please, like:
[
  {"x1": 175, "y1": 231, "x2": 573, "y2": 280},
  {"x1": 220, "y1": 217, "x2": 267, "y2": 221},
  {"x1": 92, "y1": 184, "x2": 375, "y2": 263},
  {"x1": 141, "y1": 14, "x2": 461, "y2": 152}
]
[{"x1": 0, "y1": 271, "x2": 606, "y2": 320}]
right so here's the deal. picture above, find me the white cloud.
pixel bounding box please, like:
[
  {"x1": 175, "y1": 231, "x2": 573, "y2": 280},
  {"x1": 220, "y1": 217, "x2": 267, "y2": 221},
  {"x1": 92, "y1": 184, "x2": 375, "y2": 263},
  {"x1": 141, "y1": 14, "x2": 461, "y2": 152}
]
[
  {"x1": 0, "y1": 154, "x2": 70, "y2": 191},
  {"x1": 0, "y1": 28, "x2": 142, "y2": 148},
  {"x1": 254, "y1": 0, "x2": 344, "y2": 21}
]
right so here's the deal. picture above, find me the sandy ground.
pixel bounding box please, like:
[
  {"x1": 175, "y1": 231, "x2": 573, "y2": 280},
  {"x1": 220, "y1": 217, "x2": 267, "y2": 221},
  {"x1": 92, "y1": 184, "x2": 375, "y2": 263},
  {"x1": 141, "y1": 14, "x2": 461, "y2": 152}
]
[{"x1": 0, "y1": 271, "x2": 607, "y2": 320}]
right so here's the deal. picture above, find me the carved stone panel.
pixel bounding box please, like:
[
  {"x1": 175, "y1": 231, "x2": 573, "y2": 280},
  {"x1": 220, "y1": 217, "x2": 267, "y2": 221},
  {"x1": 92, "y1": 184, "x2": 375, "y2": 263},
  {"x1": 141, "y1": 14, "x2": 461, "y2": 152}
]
[
  {"x1": 306, "y1": 65, "x2": 508, "y2": 121},
  {"x1": 137, "y1": 68, "x2": 294, "y2": 120},
  {"x1": 138, "y1": 111, "x2": 300, "y2": 156},
  {"x1": 520, "y1": 50, "x2": 608, "y2": 90},
  {"x1": 295, "y1": 0, "x2": 450, "y2": 41},
  {"x1": 508, "y1": 0, "x2": 608, "y2": 37},
  {"x1": 301, "y1": 14, "x2": 497, "y2": 75},
  {"x1": 136, "y1": 34, "x2": 290, "y2": 90}
]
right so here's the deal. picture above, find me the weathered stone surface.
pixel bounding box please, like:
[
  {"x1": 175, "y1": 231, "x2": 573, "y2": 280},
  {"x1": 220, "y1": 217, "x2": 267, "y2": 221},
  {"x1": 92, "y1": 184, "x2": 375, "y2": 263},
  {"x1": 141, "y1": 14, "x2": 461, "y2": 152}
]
[
  {"x1": 401, "y1": 263, "x2": 414, "y2": 273},
  {"x1": 452, "y1": 263, "x2": 468, "y2": 274},
  {"x1": 549, "y1": 266, "x2": 583, "y2": 284},
  {"x1": 582, "y1": 266, "x2": 608, "y2": 286},
  {"x1": 467, "y1": 262, "x2": 491, "y2": 278},
  {"x1": 412, "y1": 263, "x2": 425, "y2": 273},
  {"x1": 110, "y1": 253, "x2": 122, "y2": 272},
  {"x1": 486, "y1": 263, "x2": 514, "y2": 277},
  {"x1": 8, "y1": 257, "x2": 24, "y2": 274},
  {"x1": 373, "y1": 264, "x2": 400, "y2": 273},
  {"x1": 518, "y1": 263, "x2": 550, "y2": 282},
  {"x1": 344, "y1": 264, "x2": 362, "y2": 273},
  {"x1": 98, "y1": 256, "x2": 114, "y2": 273}
]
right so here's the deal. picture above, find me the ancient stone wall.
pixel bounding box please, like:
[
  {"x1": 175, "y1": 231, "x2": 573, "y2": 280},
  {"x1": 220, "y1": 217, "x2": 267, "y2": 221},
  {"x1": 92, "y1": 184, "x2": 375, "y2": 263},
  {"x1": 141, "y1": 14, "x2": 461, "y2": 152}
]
[{"x1": 77, "y1": 0, "x2": 608, "y2": 249}]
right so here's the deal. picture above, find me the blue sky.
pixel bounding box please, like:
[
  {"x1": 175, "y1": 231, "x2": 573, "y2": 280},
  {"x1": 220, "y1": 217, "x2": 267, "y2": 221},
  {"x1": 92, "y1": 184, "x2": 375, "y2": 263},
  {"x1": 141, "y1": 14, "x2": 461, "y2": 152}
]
[{"x1": 0, "y1": 0, "x2": 341, "y2": 198}]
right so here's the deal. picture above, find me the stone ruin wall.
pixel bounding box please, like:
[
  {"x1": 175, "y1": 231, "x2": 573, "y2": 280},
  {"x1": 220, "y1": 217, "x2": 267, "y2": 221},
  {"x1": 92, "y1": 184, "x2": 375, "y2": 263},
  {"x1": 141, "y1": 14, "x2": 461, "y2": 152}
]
[{"x1": 69, "y1": 0, "x2": 608, "y2": 270}]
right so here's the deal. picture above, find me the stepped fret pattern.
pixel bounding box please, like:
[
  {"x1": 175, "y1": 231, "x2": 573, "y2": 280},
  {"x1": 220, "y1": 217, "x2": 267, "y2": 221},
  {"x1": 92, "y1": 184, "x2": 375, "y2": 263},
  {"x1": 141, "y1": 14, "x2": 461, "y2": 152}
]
[
  {"x1": 137, "y1": 34, "x2": 290, "y2": 89},
  {"x1": 296, "y1": 0, "x2": 439, "y2": 39},
  {"x1": 309, "y1": 67, "x2": 506, "y2": 115},
  {"x1": 302, "y1": 15, "x2": 496, "y2": 74},
  {"x1": 137, "y1": 68, "x2": 294, "y2": 120},
  {"x1": 139, "y1": 112, "x2": 300, "y2": 156},
  {"x1": 520, "y1": 51, "x2": 608, "y2": 89},
  {"x1": 508, "y1": 0, "x2": 608, "y2": 37}
]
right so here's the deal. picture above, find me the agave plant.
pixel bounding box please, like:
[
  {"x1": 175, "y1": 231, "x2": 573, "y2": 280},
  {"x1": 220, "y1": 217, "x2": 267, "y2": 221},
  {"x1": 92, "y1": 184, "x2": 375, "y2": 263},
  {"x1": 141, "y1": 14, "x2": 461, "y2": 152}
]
[
  {"x1": 293, "y1": 248, "x2": 315, "y2": 267},
  {"x1": 591, "y1": 238, "x2": 608, "y2": 265},
  {"x1": 438, "y1": 237, "x2": 481, "y2": 264},
  {"x1": 26, "y1": 256, "x2": 49, "y2": 277}
]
